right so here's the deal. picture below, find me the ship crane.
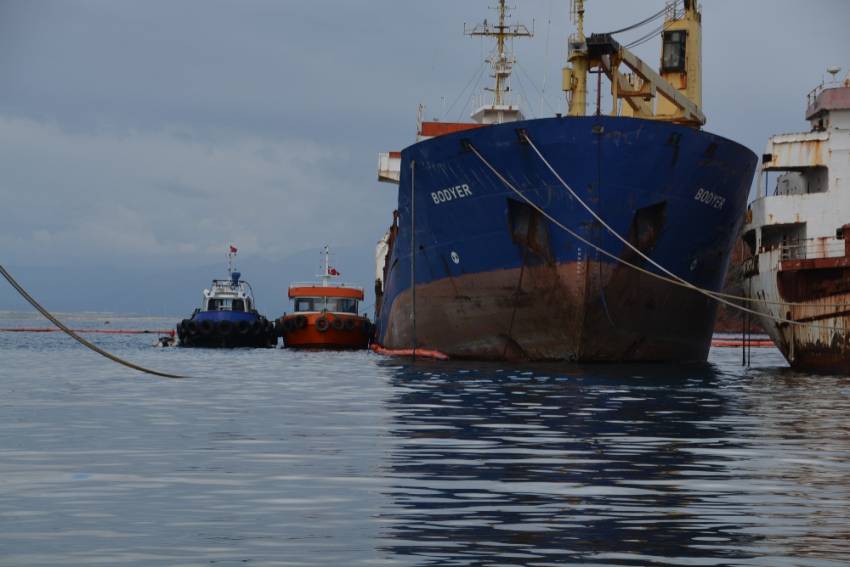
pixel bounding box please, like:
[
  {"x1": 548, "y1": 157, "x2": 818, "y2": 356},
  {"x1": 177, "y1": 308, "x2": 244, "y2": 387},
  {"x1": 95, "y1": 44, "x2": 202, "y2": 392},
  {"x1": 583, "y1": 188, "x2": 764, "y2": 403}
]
[{"x1": 564, "y1": 0, "x2": 706, "y2": 127}]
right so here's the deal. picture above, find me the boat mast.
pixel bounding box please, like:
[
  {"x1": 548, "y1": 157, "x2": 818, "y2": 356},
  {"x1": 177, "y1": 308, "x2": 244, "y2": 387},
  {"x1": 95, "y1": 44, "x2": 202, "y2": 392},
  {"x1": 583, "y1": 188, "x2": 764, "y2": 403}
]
[
  {"x1": 319, "y1": 245, "x2": 331, "y2": 288},
  {"x1": 465, "y1": 0, "x2": 532, "y2": 124},
  {"x1": 227, "y1": 245, "x2": 236, "y2": 276},
  {"x1": 565, "y1": 0, "x2": 588, "y2": 116}
]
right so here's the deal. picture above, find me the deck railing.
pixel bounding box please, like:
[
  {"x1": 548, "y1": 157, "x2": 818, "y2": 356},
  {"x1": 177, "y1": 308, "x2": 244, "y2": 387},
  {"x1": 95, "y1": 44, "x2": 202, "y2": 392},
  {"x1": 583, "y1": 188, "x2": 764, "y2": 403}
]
[
  {"x1": 780, "y1": 237, "x2": 847, "y2": 261},
  {"x1": 288, "y1": 282, "x2": 364, "y2": 292}
]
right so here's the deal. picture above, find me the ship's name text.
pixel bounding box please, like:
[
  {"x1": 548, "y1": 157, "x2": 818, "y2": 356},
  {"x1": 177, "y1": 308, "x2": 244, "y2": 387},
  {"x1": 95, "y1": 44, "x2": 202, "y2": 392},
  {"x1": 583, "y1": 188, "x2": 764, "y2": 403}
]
[
  {"x1": 431, "y1": 184, "x2": 472, "y2": 205},
  {"x1": 694, "y1": 188, "x2": 725, "y2": 210}
]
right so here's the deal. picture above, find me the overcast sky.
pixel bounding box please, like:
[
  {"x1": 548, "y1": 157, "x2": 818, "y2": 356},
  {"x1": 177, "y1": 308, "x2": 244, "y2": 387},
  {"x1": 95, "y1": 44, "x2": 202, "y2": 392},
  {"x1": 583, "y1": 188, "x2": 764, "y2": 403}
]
[{"x1": 1, "y1": 0, "x2": 848, "y2": 312}]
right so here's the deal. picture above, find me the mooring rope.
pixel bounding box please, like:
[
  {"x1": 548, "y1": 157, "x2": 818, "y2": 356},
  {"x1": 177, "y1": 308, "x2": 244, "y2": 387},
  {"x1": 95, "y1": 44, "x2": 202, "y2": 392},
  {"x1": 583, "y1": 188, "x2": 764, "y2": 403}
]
[
  {"x1": 0, "y1": 264, "x2": 186, "y2": 379},
  {"x1": 467, "y1": 142, "x2": 850, "y2": 333}
]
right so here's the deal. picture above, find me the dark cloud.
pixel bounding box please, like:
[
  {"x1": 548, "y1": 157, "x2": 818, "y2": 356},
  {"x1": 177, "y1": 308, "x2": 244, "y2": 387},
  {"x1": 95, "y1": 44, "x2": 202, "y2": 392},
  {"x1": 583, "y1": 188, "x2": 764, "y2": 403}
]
[{"x1": 1, "y1": 0, "x2": 849, "y2": 312}]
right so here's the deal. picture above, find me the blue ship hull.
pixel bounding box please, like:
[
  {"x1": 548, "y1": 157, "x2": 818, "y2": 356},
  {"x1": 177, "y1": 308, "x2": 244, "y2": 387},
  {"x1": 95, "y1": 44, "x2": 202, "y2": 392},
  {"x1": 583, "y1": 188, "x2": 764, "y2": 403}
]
[{"x1": 375, "y1": 116, "x2": 757, "y2": 362}]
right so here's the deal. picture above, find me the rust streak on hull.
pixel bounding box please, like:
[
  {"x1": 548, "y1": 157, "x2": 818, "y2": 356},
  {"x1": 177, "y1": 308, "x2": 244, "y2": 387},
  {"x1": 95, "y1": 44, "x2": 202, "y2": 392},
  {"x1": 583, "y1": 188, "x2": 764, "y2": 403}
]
[{"x1": 383, "y1": 260, "x2": 717, "y2": 362}]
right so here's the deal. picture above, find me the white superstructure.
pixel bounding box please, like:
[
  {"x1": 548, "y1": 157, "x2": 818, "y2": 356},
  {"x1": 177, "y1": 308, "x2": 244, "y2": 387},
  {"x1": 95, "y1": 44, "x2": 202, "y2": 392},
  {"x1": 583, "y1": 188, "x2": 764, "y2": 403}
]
[{"x1": 742, "y1": 69, "x2": 850, "y2": 369}]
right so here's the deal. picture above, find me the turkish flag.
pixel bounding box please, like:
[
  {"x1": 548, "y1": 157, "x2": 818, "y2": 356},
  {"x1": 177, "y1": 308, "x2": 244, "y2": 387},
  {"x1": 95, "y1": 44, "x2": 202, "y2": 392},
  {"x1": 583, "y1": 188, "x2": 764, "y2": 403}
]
[
  {"x1": 229, "y1": 245, "x2": 238, "y2": 254},
  {"x1": 328, "y1": 267, "x2": 340, "y2": 276}
]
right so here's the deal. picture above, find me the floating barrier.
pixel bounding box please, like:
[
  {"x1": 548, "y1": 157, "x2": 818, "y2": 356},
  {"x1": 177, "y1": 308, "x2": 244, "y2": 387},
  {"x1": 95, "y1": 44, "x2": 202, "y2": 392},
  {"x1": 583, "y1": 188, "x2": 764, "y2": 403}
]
[
  {"x1": 371, "y1": 344, "x2": 450, "y2": 360},
  {"x1": 1, "y1": 327, "x2": 175, "y2": 336},
  {"x1": 711, "y1": 338, "x2": 774, "y2": 348}
]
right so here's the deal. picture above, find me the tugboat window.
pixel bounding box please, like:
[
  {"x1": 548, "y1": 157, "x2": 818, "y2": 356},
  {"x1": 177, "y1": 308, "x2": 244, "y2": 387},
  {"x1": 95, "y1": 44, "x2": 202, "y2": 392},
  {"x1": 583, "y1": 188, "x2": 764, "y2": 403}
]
[
  {"x1": 232, "y1": 299, "x2": 245, "y2": 312},
  {"x1": 329, "y1": 298, "x2": 358, "y2": 314},
  {"x1": 661, "y1": 31, "x2": 686, "y2": 72},
  {"x1": 295, "y1": 298, "x2": 317, "y2": 312}
]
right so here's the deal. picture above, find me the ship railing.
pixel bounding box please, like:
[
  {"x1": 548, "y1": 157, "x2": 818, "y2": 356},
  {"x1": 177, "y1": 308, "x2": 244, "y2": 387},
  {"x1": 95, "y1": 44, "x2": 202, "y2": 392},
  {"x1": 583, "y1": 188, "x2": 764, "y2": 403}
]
[
  {"x1": 806, "y1": 77, "x2": 846, "y2": 110},
  {"x1": 471, "y1": 93, "x2": 524, "y2": 111},
  {"x1": 289, "y1": 282, "x2": 364, "y2": 292},
  {"x1": 780, "y1": 237, "x2": 847, "y2": 261}
]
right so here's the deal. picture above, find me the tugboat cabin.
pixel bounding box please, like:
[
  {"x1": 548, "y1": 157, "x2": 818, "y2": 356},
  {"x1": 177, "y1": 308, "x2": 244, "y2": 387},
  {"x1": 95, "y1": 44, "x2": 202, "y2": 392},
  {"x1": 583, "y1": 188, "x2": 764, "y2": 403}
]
[
  {"x1": 288, "y1": 285, "x2": 364, "y2": 315},
  {"x1": 197, "y1": 272, "x2": 259, "y2": 322}
]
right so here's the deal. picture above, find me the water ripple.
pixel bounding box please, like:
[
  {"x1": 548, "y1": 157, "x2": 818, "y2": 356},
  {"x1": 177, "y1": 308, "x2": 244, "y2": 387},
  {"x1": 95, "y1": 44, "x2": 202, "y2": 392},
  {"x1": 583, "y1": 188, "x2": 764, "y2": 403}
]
[{"x1": 0, "y1": 315, "x2": 848, "y2": 566}]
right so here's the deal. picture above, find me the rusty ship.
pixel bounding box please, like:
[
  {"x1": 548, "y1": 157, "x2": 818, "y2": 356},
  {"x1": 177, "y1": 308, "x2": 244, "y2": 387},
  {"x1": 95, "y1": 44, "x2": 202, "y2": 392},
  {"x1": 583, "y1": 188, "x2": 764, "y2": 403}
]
[
  {"x1": 742, "y1": 67, "x2": 850, "y2": 371},
  {"x1": 373, "y1": 0, "x2": 757, "y2": 362}
]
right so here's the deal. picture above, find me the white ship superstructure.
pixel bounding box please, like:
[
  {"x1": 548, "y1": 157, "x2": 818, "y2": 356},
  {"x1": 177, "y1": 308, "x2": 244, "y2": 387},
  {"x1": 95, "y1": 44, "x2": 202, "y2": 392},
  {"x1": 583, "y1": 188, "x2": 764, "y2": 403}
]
[{"x1": 742, "y1": 68, "x2": 850, "y2": 369}]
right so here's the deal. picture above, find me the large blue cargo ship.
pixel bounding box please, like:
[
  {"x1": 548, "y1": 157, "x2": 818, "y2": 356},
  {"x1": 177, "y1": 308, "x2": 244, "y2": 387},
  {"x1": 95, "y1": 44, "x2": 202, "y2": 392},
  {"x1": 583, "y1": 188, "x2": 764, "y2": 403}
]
[{"x1": 373, "y1": 1, "x2": 757, "y2": 362}]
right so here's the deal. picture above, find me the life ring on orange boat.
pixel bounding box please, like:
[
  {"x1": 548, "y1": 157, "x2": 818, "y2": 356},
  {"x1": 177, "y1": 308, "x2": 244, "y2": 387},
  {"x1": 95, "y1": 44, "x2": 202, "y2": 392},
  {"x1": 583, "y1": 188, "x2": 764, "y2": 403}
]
[
  {"x1": 283, "y1": 318, "x2": 296, "y2": 332},
  {"x1": 295, "y1": 315, "x2": 307, "y2": 329},
  {"x1": 343, "y1": 318, "x2": 355, "y2": 331},
  {"x1": 199, "y1": 320, "x2": 214, "y2": 335},
  {"x1": 237, "y1": 320, "x2": 251, "y2": 335},
  {"x1": 315, "y1": 317, "x2": 330, "y2": 333},
  {"x1": 332, "y1": 317, "x2": 345, "y2": 331}
]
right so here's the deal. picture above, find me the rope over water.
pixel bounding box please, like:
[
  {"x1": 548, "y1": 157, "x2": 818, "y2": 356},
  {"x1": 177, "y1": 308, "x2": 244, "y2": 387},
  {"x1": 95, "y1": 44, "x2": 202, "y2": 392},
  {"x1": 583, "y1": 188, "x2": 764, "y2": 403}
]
[{"x1": 0, "y1": 264, "x2": 186, "y2": 379}]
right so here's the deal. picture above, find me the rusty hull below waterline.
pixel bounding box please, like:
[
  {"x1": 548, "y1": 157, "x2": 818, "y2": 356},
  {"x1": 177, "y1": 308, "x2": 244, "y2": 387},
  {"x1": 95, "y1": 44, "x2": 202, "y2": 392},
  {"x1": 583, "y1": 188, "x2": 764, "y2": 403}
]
[
  {"x1": 773, "y1": 261, "x2": 850, "y2": 372},
  {"x1": 382, "y1": 260, "x2": 718, "y2": 362}
]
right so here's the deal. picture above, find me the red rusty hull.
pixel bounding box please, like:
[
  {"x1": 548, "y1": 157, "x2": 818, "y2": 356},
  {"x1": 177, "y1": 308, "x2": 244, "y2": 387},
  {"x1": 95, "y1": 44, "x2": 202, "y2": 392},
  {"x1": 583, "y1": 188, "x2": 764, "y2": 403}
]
[
  {"x1": 382, "y1": 260, "x2": 717, "y2": 362},
  {"x1": 746, "y1": 254, "x2": 850, "y2": 372},
  {"x1": 775, "y1": 276, "x2": 850, "y2": 373}
]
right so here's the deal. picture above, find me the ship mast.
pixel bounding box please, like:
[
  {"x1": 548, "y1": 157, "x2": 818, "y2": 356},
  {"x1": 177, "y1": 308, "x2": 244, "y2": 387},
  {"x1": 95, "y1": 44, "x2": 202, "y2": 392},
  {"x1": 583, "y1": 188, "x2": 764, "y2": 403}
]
[
  {"x1": 566, "y1": 0, "x2": 589, "y2": 116},
  {"x1": 465, "y1": 0, "x2": 532, "y2": 124},
  {"x1": 319, "y1": 245, "x2": 330, "y2": 288},
  {"x1": 227, "y1": 245, "x2": 236, "y2": 276}
]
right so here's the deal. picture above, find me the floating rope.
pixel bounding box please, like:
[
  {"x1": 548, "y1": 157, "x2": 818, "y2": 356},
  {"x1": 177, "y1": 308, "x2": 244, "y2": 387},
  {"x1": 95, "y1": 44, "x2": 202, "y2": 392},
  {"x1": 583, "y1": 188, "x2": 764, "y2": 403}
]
[
  {"x1": 467, "y1": 142, "x2": 850, "y2": 333},
  {"x1": 0, "y1": 264, "x2": 186, "y2": 379}
]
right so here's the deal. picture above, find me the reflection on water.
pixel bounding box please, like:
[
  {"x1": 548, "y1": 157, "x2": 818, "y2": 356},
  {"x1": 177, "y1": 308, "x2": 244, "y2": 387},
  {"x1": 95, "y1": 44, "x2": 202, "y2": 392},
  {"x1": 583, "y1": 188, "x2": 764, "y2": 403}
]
[
  {"x1": 0, "y1": 315, "x2": 848, "y2": 566},
  {"x1": 380, "y1": 357, "x2": 850, "y2": 566}
]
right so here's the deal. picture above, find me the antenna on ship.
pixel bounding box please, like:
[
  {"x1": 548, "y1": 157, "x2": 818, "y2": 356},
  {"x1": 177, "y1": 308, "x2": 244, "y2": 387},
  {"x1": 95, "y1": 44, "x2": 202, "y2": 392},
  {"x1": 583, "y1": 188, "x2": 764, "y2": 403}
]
[
  {"x1": 227, "y1": 244, "x2": 238, "y2": 276},
  {"x1": 465, "y1": 0, "x2": 532, "y2": 124},
  {"x1": 226, "y1": 244, "x2": 239, "y2": 285},
  {"x1": 318, "y1": 245, "x2": 339, "y2": 288}
]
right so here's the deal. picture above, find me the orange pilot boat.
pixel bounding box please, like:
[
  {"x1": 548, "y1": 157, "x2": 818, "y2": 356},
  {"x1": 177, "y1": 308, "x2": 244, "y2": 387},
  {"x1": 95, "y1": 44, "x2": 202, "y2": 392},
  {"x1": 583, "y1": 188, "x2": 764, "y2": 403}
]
[{"x1": 278, "y1": 246, "x2": 372, "y2": 349}]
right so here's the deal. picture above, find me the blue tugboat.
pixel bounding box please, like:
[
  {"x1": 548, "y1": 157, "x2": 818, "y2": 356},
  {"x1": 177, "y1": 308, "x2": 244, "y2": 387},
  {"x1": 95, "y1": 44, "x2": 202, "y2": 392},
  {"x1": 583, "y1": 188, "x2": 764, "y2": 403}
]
[{"x1": 176, "y1": 246, "x2": 276, "y2": 348}]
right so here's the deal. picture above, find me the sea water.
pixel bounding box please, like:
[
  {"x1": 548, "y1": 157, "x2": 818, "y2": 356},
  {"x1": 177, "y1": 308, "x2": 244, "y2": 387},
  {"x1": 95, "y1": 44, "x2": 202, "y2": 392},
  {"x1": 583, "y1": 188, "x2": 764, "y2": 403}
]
[{"x1": 1, "y1": 312, "x2": 849, "y2": 566}]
